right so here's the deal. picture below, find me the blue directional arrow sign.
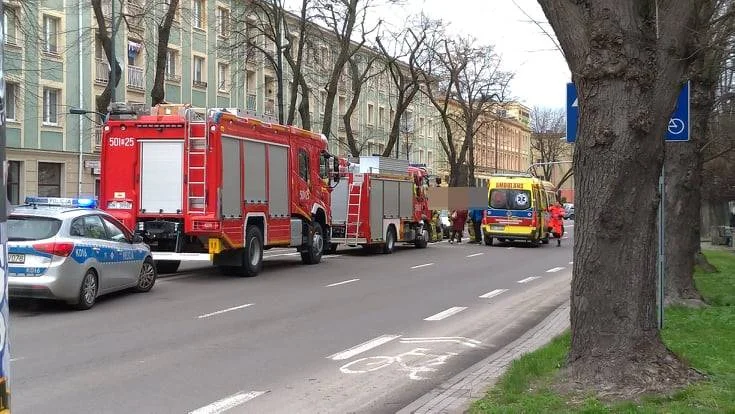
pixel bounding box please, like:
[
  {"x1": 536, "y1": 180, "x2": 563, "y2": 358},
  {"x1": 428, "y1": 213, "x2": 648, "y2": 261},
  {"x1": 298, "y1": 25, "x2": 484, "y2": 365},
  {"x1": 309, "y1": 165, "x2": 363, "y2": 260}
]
[{"x1": 566, "y1": 81, "x2": 690, "y2": 143}]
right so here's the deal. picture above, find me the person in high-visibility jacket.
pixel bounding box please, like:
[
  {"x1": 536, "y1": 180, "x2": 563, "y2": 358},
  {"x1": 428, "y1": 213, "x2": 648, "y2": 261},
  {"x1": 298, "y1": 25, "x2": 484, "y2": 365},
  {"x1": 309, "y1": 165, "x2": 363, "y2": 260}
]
[{"x1": 547, "y1": 202, "x2": 565, "y2": 246}]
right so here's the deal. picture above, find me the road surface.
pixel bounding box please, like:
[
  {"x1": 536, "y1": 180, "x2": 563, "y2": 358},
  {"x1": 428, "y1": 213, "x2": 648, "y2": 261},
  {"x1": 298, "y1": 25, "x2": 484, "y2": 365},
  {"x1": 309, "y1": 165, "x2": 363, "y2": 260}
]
[{"x1": 9, "y1": 226, "x2": 573, "y2": 413}]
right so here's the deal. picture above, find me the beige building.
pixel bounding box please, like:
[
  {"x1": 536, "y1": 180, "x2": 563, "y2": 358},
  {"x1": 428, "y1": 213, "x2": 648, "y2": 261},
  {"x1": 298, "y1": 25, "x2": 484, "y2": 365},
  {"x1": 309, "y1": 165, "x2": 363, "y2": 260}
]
[{"x1": 434, "y1": 101, "x2": 532, "y2": 186}]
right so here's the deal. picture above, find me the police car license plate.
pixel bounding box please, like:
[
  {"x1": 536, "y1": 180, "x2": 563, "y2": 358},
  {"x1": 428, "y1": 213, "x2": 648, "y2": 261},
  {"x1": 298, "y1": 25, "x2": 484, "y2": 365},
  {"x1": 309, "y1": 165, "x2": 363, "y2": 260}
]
[
  {"x1": 8, "y1": 254, "x2": 25, "y2": 264},
  {"x1": 491, "y1": 225, "x2": 505, "y2": 231}
]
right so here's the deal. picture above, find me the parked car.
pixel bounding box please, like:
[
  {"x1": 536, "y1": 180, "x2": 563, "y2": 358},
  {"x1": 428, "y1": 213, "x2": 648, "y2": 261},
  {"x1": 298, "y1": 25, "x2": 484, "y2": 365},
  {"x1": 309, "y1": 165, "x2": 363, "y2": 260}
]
[
  {"x1": 563, "y1": 203, "x2": 575, "y2": 220},
  {"x1": 8, "y1": 197, "x2": 157, "y2": 310}
]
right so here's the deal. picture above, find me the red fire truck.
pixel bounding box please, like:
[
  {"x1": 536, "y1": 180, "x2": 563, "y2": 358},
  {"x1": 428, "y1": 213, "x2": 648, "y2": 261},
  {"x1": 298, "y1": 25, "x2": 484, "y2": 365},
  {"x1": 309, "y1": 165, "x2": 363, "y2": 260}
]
[
  {"x1": 99, "y1": 103, "x2": 340, "y2": 277},
  {"x1": 327, "y1": 156, "x2": 433, "y2": 253}
]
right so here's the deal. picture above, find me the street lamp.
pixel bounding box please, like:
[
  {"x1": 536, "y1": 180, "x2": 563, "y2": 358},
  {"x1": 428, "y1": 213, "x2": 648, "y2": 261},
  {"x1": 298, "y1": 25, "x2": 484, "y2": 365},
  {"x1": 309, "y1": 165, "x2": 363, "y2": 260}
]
[{"x1": 69, "y1": 107, "x2": 107, "y2": 198}]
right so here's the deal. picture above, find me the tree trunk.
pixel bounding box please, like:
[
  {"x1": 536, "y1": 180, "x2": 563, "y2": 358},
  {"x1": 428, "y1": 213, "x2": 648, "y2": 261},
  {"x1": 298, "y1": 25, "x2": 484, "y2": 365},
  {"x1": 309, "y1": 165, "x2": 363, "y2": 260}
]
[
  {"x1": 151, "y1": 0, "x2": 179, "y2": 107},
  {"x1": 664, "y1": 143, "x2": 704, "y2": 306}
]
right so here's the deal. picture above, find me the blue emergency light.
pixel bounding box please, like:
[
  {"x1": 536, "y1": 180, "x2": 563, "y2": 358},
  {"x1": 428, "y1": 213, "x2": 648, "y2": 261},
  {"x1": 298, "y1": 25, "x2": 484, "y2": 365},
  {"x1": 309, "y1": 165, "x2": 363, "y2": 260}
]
[{"x1": 24, "y1": 196, "x2": 98, "y2": 208}]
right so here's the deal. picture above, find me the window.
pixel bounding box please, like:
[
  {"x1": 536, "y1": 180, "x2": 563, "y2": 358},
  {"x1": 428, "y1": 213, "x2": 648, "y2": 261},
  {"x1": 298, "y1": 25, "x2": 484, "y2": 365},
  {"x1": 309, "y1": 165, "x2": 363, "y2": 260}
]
[
  {"x1": 216, "y1": 7, "x2": 230, "y2": 37},
  {"x1": 217, "y1": 63, "x2": 229, "y2": 91},
  {"x1": 192, "y1": 0, "x2": 205, "y2": 29},
  {"x1": 319, "y1": 91, "x2": 327, "y2": 114},
  {"x1": 193, "y1": 55, "x2": 205, "y2": 84},
  {"x1": 43, "y1": 87, "x2": 60, "y2": 125},
  {"x1": 7, "y1": 161, "x2": 21, "y2": 205},
  {"x1": 165, "y1": 49, "x2": 179, "y2": 80},
  {"x1": 367, "y1": 104, "x2": 374, "y2": 125},
  {"x1": 70, "y1": 215, "x2": 106, "y2": 240},
  {"x1": 8, "y1": 217, "x2": 62, "y2": 241},
  {"x1": 38, "y1": 162, "x2": 62, "y2": 197},
  {"x1": 298, "y1": 150, "x2": 309, "y2": 182},
  {"x1": 42, "y1": 15, "x2": 59, "y2": 54},
  {"x1": 489, "y1": 189, "x2": 531, "y2": 211},
  {"x1": 6, "y1": 82, "x2": 18, "y2": 121},
  {"x1": 378, "y1": 107, "x2": 385, "y2": 128},
  {"x1": 101, "y1": 216, "x2": 131, "y2": 243},
  {"x1": 4, "y1": 7, "x2": 19, "y2": 45}
]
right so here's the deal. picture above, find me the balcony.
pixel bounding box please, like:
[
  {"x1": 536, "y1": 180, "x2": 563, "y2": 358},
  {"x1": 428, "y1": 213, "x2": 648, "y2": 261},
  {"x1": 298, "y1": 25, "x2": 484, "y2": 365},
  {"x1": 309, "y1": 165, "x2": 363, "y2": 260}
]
[
  {"x1": 246, "y1": 94, "x2": 256, "y2": 112},
  {"x1": 165, "y1": 72, "x2": 181, "y2": 83},
  {"x1": 127, "y1": 65, "x2": 145, "y2": 90},
  {"x1": 95, "y1": 59, "x2": 109, "y2": 84}
]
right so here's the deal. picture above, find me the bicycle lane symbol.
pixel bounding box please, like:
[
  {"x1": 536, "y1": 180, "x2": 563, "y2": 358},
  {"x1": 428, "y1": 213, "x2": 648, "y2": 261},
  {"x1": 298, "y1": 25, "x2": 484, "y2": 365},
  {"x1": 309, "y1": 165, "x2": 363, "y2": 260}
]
[
  {"x1": 337, "y1": 337, "x2": 483, "y2": 381},
  {"x1": 668, "y1": 118, "x2": 685, "y2": 135}
]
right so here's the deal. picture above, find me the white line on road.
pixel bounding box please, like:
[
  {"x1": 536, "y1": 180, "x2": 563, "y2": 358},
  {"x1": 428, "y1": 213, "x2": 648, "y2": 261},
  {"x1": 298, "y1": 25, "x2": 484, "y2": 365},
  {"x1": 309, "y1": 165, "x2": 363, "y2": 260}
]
[
  {"x1": 198, "y1": 304, "x2": 254, "y2": 319},
  {"x1": 10, "y1": 357, "x2": 24, "y2": 362},
  {"x1": 506, "y1": 247, "x2": 514, "y2": 250},
  {"x1": 517, "y1": 276, "x2": 541, "y2": 284},
  {"x1": 326, "y1": 278, "x2": 360, "y2": 287},
  {"x1": 479, "y1": 288, "x2": 509, "y2": 299},
  {"x1": 424, "y1": 306, "x2": 467, "y2": 321},
  {"x1": 569, "y1": 261, "x2": 574, "y2": 265},
  {"x1": 189, "y1": 391, "x2": 267, "y2": 414},
  {"x1": 466, "y1": 253, "x2": 484, "y2": 258},
  {"x1": 410, "y1": 263, "x2": 434, "y2": 269},
  {"x1": 546, "y1": 267, "x2": 565, "y2": 273},
  {"x1": 328, "y1": 334, "x2": 401, "y2": 361}
]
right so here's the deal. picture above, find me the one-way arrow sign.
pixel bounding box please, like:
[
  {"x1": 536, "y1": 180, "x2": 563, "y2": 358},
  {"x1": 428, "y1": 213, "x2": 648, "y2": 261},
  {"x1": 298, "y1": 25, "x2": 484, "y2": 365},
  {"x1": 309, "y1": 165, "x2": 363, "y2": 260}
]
[{"x1": 565, "y1": 81, "x2": 690, "y2": 143}]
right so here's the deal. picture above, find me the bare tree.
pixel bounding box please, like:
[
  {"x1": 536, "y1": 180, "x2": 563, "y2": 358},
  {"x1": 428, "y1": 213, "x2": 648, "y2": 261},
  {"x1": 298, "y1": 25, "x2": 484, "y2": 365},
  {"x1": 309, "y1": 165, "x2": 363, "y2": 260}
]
[
  {"x1": 375, "y1": 14, "x2": 435, "y2": 158},
  {"x1": 342, "y1": 54, "x2": 383, "y2": 156},
  {"x1": 664, "y1": 0, "x2": 735, "y2": 306},
  {"x1": 422, "y1": 34, "x2": 512, "y2": 186},
  {"x1": 91, "y1": 0, "x2": 124, "y2": 115},
  {"x1": 537, "y1": 0, "x2": 713, "y2": 397},
  {"x1": 148, "y1": 0, "x2": 180, "y2": 106},
  {"x1": 530, "y1": 107, "x2": 567, "y2": 181}
]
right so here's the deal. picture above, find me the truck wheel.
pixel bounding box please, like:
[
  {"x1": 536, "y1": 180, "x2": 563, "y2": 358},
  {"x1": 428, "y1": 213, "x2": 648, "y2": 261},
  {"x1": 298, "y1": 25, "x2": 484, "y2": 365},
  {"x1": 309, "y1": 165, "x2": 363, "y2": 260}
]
[
  {"x1": 156, "y1": 260, "x2": 180, "y2": 274},
  {"x1": 301, "y1": 222, "x2": 324, "y2": 265},
  {"x1": 415, "y1": 226, "x2": 429, "y2": 249},
  {"x1": 382, "y1": 226, "x2": 396, "y2": 254},
  {"x1": 241, "y1": 225, "x2": 264, "y2": 277}
]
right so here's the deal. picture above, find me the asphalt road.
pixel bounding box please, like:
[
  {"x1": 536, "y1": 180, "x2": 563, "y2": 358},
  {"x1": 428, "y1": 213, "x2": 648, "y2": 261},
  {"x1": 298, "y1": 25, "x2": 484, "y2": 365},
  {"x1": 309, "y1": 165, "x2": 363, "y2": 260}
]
[{"x1": 9, "y1": 224, "x2": 574, "y2": 414}]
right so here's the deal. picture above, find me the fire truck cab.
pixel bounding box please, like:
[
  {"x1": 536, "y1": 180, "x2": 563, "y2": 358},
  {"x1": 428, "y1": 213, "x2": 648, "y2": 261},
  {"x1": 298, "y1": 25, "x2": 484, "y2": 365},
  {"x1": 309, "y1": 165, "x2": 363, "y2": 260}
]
[
  {"x1": 99, "y1": 103, "x2": 339, "y2": 277},
  {"x1": 328, "y1": 156, "x2": 433, "y2": 253}
]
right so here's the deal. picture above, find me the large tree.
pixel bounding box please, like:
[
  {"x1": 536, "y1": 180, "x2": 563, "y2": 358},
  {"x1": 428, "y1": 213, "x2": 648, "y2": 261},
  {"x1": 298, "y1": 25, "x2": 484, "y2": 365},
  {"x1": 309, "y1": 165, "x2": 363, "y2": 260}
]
[
  {"x1": 91, "y1": 0, "x2": 124, "y2": 114},
  {"x1": 664, "y1": 0, "x2": 735, "y2": 305},
  {"x1": 537, "y1": 0, "x2": 712, "y2": 396}
]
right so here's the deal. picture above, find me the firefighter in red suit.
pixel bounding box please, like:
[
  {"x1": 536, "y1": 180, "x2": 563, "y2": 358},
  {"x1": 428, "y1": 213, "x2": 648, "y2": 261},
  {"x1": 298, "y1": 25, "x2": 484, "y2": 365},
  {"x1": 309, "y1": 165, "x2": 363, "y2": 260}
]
[{"x1": 548, "y1": 202, "x2": 565, "y2": 246}]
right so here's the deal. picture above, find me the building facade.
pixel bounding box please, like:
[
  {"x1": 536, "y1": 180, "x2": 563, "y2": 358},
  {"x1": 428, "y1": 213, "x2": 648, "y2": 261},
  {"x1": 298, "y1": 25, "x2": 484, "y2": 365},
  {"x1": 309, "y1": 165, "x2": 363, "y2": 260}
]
[
  {"x1": 4, "y1": 0, "x2": 441, "y2": 204},
  {"x1": 434, "y1": 100, "x2": 533, "y2": 186}
]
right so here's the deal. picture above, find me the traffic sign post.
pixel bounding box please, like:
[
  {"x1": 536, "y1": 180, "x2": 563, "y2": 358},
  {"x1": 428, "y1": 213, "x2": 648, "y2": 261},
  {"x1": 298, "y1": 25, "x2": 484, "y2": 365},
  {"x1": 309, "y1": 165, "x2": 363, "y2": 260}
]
[{"x1": 565, "y1": 81, "x2": 691, "y2": 330}]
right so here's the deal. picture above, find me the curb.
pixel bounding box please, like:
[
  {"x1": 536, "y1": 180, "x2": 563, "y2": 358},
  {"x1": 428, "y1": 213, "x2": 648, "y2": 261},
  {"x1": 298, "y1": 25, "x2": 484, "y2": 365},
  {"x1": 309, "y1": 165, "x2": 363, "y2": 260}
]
[{"x1": 397, "y1": 300, "x2": 571, "y2": 414}]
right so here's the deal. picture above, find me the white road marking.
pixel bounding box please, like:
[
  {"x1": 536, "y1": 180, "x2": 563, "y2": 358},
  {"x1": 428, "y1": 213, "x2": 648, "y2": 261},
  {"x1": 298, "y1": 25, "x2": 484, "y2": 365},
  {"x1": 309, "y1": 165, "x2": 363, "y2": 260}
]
[
  {"x1": 506, "y1": 247, "x2": 514, "y2": 250},
  {"x1": 569, "y1": 261, "x2": 574, "y2": 265},
  {"x1": 328, "y1": 334, "x2": 401, "y2": 361},
  {"x1": 189, "y1": 390, "x2": 266, "y2": 414},
  {"x1": 466, "y1": 253, "x2": 484, "y2": 258},
  {"x1": 546, "y1": 267, "x2": 565, "y2": 273},
  {"x1": 517, "y1": 276, "x2": 541, "y2": 284},
  {"x1": 326, "y1": 278, "x2": 360, "y2": 287},
  {"x1": 198, "y1": 304, "x2": 254, "y2": 319},
  {"x1": 424, "y1": 306, "x2": 467, "y2": 321},
  {"x1": 400, "y1": 337, "x2": 482, "y2": 348},
  {"x1": 411, "y1": 263, "x2": 434, "y2": 269},
  {"x1": 479, "y1": 288, "x2": 508, "y2": 299},
  {"x1": 10, "y1": 357, "x2": 24, "y2": 362}
]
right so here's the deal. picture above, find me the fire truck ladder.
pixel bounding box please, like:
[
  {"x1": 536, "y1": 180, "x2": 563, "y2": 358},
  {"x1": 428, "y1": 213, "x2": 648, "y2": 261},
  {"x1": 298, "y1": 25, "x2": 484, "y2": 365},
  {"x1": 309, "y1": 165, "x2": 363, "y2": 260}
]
[
  {"x1": 185, "y1": 107, "x2": 209, "y2": 214},
  {"x1": 346, "y1": 173, "x2": 364, "y2": 245}
]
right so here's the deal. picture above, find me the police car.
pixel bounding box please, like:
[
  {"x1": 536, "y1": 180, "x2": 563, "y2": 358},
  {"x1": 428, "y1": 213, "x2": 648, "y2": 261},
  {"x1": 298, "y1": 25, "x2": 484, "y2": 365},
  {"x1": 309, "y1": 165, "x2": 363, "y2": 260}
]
[{"x1": 8, "y1": 197, "x2": 157, "y2": 310}]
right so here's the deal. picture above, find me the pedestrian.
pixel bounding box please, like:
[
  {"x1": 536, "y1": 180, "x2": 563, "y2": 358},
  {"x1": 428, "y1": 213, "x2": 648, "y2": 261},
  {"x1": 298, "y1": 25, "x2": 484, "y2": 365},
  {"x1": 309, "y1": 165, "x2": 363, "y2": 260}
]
[
  {"x1": 469, "y1": 208, "x2": 483, "y2": 244},
  {"x1": 548, "y1": 201, "x2": 565, "y2": 246},
  {"x1": 450, "y1": 209, "x2": 467, "y2": 243}
]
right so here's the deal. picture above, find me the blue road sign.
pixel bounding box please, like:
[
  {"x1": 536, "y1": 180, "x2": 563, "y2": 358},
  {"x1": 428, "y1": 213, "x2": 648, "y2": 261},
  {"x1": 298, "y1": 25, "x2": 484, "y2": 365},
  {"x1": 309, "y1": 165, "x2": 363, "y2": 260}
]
[{"x1": 566, "y1": 81, "x2": 690, "y2": 143}]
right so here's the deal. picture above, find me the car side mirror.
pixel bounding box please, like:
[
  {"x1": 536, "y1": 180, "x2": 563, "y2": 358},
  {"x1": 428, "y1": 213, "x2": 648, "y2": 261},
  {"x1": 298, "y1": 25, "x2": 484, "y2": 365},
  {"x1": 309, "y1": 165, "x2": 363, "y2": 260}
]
[{"x1": 132, "y1": 234, "x2": 144, "y2": 244}]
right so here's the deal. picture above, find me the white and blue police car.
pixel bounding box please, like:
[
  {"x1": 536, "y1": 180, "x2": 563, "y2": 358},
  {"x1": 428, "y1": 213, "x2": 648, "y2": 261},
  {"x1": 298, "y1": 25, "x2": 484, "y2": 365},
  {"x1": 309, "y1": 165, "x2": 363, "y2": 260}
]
[{"x1": 7, "y1": 197, "x2": 157, "y2": 310}]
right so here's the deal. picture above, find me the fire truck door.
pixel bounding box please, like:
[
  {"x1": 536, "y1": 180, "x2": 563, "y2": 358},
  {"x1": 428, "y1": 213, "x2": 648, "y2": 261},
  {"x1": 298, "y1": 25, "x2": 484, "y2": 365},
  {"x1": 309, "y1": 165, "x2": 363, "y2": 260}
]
[
  {"x1": 296, "y1": 149, "x2": 311, "y2": 213},
  {"x1": 140, "y1": 140, "x2": 184, "y2": 214}
]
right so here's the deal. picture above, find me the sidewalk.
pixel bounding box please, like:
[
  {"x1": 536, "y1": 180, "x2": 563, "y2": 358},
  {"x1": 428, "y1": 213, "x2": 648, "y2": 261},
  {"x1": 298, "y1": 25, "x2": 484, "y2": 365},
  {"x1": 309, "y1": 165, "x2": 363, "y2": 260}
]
[{"x1": 398, "y1": 300, "x2": 570, "y2": 414}]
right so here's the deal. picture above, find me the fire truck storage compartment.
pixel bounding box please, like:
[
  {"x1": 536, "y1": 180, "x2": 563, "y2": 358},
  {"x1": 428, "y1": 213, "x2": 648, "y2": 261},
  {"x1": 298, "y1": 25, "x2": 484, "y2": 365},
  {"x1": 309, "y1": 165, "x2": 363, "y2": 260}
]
[
  {"x1": 370, "y1": 179, "x2": 383, "y2": 240},
  {"x1": 331, "y1": 178, "x2": 349, "y2": 224},
  {"x1": 244, "y1": 141, "x2": 267, "y2": 204},
  {"x1": 140, "y1": 140, "x2": 184, "y2": 214},
  {"x1": 221, "y1": 137, "x2": 242, "y2": 217},
  {"x1": 368, "y1": 178, "x2": 414, "y2": 241},
  {"x1": 267, "y1": 144, "x2": 289, "y2": 218}
]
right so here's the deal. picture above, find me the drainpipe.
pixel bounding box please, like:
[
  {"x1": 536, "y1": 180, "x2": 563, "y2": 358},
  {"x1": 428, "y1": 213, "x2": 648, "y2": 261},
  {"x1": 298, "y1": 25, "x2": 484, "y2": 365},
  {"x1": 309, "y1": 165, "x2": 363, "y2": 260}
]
[{"x1": 78, "y1": 0, "x2": 84, "y2": 197}]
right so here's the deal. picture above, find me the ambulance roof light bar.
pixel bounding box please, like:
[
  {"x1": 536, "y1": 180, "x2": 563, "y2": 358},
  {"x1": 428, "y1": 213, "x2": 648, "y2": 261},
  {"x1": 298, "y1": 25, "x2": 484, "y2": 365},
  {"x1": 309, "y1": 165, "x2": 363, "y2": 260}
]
[{"x1": 24, "y1": 197, "x2": 98, "y2": 209}]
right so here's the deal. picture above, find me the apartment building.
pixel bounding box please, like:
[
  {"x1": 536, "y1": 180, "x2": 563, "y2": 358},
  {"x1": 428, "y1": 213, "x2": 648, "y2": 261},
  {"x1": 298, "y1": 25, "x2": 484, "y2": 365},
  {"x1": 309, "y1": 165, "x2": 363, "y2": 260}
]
[{"x1": 3, "y1": 0, "x2": 443, "y2": 205}]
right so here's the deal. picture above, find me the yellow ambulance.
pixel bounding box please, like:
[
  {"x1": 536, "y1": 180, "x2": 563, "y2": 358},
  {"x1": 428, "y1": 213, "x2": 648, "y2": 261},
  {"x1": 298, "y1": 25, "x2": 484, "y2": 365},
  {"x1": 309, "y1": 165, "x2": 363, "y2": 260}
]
[{"x1": 482, "y1": 173, "x2": 557, "y2": 246}]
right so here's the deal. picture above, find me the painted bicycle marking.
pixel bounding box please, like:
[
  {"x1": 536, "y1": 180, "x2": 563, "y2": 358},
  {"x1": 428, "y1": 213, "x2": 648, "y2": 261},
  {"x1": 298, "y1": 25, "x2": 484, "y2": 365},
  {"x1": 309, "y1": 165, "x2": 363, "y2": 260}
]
[{"x1": 339, "y1": 347, "x2": 459, "y2": 380}]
